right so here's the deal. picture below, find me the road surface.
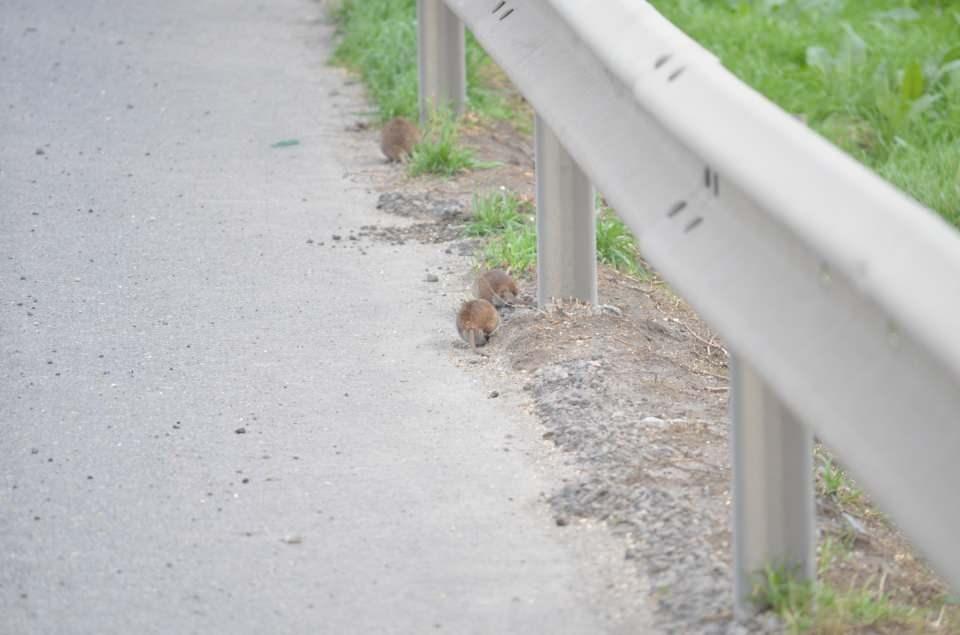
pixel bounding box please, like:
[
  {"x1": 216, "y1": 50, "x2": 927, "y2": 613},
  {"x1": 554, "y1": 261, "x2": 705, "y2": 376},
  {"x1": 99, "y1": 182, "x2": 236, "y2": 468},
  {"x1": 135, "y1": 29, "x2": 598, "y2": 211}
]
[{"x1": 0, "y1": 1, "x2": 651, "y2": 633}]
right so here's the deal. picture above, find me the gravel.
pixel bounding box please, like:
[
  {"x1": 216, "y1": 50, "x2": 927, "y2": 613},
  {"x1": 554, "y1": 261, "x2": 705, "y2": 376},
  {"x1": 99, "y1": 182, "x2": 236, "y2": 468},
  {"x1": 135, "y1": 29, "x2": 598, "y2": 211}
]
[
  {"x1": 375, "y1": 192, "x2": 465, "y2": 221},
  {"x1": 521, "y1": 356, "x2": 779, "y2": 633}
]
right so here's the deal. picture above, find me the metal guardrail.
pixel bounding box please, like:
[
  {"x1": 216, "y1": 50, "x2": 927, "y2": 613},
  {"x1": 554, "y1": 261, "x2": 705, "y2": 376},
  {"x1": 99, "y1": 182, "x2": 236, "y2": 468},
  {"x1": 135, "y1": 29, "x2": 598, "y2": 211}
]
[{"x1": 416, "y1": 0, "x2": 960, "y2": 619}]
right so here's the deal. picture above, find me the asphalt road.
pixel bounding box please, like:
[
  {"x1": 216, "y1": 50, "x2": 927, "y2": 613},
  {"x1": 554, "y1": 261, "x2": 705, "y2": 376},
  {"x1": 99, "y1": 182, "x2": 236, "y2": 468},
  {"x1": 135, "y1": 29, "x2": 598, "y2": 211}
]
[{"x1": 0, "y1": 1, "x2": 650, "y2": 633}]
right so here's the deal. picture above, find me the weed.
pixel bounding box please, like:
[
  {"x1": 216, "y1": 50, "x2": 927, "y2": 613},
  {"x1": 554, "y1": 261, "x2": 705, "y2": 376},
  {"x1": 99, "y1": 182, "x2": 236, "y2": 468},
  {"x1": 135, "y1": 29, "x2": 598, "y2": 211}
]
[
  {"x1": 408, "y1": 111, "x2": 480, "y2": 177},
  {"x1": 470, "y1": 190, "x2": 650, "y2": 275},
  {"x1": 465, "y1": 189, "x2": 531, "y2": 237},
  {"x1": 816, "y1": 451, "x2": 863, "y2": 508},
  {"x1": 467, "y1": 187, "x2": 538, "y2": 272},
  {"x1": 816, "y1": 537, "x2": 846, "y2": 577},
  {"x1": 753, "y1": 564, "x2": 921, "y2": 633},
  {"x1": 753, "y1": 565, "x2": 817, "y2": 632},
  {"x1": 481, "y1": 222, "x2": 537, "y2": 274},
  {"x1": 596, "y1": 209, "x2": 645, "y2": 277},
  {"x1": 818, "y1": 455, "x2": 845, "y2": 498},
  {"x1": 469, "y1": 188, "x2": 537, "y2": 272}
]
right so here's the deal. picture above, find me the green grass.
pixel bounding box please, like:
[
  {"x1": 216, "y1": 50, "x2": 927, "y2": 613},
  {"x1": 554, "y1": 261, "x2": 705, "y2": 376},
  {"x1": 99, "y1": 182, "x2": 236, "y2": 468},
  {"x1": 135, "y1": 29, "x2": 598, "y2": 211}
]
[
  {"x1": 816, "y1": 453, "x2": 863, "y2": 509},
  {"x1": 329, "y1": 0, "x2": 419, "y2": 122},
  {"x1": 596, "y1": 205, "x2": 646, "y2": 278},
  {"x1": 330, "y1": 0, "x2": 514, "y2": 177},
  {"x1": 465, "y1": 189, "x2": 531, "y2": 237},
  {"x1": 333, "y1": 0, "x2": 959, "y2": 217},
  {"x1": 468, "y1": 188, "x2": 537, "y2": 272},
  {"x1": 407, "y1": 111, "x2": 482, "y2": 176},
  {"x1": 480, "y1": 222, "x2": 538, "y2": 274},
  {"x1": 751, "y1": 537, "x2": 960, "y2": 632},
  {"x1": 754, "y1": 564, "x2": 925, "y2": 634},
  {"x1": 816, "y1": 537, "x2": 846, "y2": 577},
  {"x1": 647, "y1": 0, "x2": 960, "y2": 227},
  {"x1": 472, "y1": 189, "x2": 648, "y2": 276},
  {"x1": 330, "y1": 0, "x2": 513, "y2": 123}
]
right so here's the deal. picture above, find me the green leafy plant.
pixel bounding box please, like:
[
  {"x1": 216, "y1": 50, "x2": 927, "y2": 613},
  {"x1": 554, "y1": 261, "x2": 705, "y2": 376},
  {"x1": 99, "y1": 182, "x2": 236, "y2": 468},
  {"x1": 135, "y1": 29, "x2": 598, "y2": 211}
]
[
  {"x1": 805, "y1": 23, "x2": 867, "y2": 79},
  {"x1": 872, "y1": 59, "x2": 942, "y2": 141}
]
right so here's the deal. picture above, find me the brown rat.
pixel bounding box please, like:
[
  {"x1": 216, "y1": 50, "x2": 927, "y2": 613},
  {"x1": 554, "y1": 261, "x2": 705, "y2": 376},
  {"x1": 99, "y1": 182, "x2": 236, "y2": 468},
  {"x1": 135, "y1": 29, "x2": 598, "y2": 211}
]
[
  {"x1": 475, "y1": 269, "x2": 518, "y2": 308},
  {"x1": 456, "y1": 299, "x2": 499, "y2": 348},
  {"x1": 380, "y1": 117, "x2": 420, "y2": 162}
]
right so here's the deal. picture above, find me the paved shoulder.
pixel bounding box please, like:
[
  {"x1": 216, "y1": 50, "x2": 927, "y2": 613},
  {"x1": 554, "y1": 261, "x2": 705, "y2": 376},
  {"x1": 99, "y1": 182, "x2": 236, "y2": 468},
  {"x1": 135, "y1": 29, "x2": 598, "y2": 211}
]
[{"x1": 0, "y1": 1, "x2": 651, "y2": 633}]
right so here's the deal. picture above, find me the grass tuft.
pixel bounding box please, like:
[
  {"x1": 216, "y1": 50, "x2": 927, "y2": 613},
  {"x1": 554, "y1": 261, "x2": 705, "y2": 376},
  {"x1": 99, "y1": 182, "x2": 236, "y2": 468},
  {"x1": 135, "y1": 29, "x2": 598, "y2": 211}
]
[
  {"x1": 753, "y1": 564, "x2": 921, "y2": 634},
  {"x1": 465, "y1": 189, "x2": 531, "y2": 237},
  {"x1": 407, "y1": 111, "x2": 480, "y2": 177},
  {"x1": 471, "y1": 189, "x2": 649, "y2": 276},
  {"x1": 596, "y1": 207, "x2": 646, "y2": 277},
  {"x1": 816, "y1": 449, "x2": 863, "y2": 509},
  {"x1": 480, "y1": 222, "x2": 537, "y2": 274}
]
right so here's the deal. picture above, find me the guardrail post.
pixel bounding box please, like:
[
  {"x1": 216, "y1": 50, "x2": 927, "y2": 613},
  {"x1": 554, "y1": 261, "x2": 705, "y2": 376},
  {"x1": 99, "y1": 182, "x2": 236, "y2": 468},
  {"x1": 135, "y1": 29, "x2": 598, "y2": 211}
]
[
  {"x1": 535, "y1": 114, "x2": 597, "y2": 306},
  {"x1": 730, "y1": 355, "x2": 815, "y2": 620},
  {"x1": 416, "y1": 0, "x2": 466, "y2": 122}
]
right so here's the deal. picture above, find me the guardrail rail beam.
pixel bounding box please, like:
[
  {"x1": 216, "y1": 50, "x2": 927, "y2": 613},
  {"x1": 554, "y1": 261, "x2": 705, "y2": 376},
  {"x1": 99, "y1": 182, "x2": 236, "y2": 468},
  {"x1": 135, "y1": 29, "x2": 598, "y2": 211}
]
[{"x1": 439, "y1": 0, "x2": 960, "y2": 604}]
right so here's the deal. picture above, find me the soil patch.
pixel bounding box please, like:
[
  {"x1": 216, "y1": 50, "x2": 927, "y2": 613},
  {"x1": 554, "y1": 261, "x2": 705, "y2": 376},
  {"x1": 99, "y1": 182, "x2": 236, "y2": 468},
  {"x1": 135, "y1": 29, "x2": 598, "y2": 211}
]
[{"x1": 478, "y1": 272, "x2": 761, "y2": 633}]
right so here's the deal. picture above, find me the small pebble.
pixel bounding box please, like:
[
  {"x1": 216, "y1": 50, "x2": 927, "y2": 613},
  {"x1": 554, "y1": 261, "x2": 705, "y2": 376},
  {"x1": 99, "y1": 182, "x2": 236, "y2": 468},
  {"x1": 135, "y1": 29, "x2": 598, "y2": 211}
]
[
  {"x1": 488, "y1": 390, "x2": 499, "y2": 398},
  {"x1": 234, "y1": 427, "x2": 246, "y2": 435},
  {"x1": 281, "y1": 534, "x2": 303, "y2": 545},
  {"x1": 424, "y1": 273, "x2": 439, "y2": 283},
  {"x1": 332, "y1": 234, "x2": 342, "y2": 241}
]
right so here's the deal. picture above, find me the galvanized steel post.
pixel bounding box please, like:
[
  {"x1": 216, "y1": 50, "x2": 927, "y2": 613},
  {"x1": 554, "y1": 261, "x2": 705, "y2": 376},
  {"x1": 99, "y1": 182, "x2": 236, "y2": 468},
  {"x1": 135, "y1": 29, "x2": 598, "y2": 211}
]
[
  {"x1": 416, "y1": 0, "x2": 466, "y2": 122},
  {"x1": 534, "y1": 115, "x2": 597, "y2": 307},
  {"x1": 729, "y1": 355, "x2": 816, "y2": 619}
]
